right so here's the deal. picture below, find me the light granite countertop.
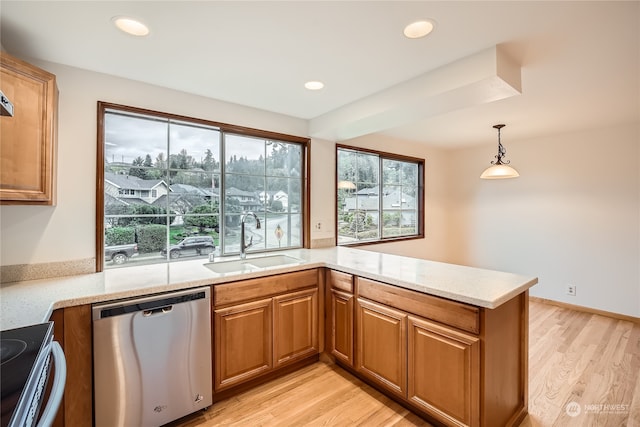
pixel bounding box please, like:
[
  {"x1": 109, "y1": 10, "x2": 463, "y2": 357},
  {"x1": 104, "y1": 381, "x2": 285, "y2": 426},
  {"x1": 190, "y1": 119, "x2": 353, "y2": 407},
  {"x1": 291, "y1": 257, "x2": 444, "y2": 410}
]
[{"x1": 0, "y1": 247, "x2": 537, "y2": 330}]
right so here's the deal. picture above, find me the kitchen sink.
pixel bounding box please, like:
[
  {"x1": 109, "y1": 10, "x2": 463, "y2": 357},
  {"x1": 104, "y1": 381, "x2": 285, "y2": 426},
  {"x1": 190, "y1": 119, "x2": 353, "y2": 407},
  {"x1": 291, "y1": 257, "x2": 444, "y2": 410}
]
[{"x1": 204, "y1": 254, "x2": 304, "y2": 274}]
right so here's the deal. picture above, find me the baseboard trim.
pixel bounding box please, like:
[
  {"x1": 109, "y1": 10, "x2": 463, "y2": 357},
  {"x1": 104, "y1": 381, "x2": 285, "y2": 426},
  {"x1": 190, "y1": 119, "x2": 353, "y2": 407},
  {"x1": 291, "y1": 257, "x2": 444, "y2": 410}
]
[{"x1": 529, "y1": 296, "x2": 640, "y2": 324}]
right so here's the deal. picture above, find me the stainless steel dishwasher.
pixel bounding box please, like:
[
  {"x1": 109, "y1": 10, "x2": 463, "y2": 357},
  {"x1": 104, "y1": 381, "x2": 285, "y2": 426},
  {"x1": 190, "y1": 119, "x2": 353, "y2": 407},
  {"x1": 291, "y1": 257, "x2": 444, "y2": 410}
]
[{"x1": 92, "y1": 287, "x2": 212, "y2": 427}]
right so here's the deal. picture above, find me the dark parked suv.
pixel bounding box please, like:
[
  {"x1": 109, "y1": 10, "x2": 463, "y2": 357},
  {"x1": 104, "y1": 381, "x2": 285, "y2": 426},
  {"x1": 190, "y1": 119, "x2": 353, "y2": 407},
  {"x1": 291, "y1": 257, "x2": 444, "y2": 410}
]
[{"x1": 161, "y1": 236, "x2": 215, "y2": 259}]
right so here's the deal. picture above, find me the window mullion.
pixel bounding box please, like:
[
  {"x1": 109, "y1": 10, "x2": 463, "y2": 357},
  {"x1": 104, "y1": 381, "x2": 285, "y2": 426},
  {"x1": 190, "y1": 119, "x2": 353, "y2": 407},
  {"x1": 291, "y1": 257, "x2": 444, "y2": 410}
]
[
  {"x1": 378, "y1": 157, "x2": 383, "y2": 240},
  {"x1": 220, "y1": 131, "x2": 227, "y2": 256}
]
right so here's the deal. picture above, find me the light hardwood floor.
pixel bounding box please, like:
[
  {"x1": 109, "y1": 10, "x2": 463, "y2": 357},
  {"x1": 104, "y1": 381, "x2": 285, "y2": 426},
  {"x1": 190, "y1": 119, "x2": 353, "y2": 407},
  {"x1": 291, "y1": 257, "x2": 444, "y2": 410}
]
[{"x1": 169, "y1": 300, "x2": 640, "y2": 427}]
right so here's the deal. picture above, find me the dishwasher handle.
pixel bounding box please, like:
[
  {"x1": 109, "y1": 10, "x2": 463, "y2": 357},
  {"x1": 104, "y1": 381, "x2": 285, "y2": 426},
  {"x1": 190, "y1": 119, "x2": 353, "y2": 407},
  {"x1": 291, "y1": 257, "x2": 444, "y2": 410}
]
[
  {"x1": 143, "y1": 305, "x2": 173, "y2": 317},
  {"x1": 93, "y1": 288, "x2": 208, "y2": 320}
]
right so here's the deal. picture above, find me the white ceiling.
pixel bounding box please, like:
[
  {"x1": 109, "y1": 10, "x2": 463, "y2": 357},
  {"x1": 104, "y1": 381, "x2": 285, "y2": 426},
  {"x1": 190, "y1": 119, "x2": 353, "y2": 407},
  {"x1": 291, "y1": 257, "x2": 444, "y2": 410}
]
[{"x1": 1, "y1": 1, "x2": 638, "y2": 147}]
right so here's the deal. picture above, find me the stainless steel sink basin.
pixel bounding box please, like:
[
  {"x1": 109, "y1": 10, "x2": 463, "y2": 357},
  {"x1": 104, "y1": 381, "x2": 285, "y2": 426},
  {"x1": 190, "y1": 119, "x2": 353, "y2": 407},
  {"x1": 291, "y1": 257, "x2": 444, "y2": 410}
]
[{"x1": 204, "y1": 254, "x2": 303, "y2": 274}]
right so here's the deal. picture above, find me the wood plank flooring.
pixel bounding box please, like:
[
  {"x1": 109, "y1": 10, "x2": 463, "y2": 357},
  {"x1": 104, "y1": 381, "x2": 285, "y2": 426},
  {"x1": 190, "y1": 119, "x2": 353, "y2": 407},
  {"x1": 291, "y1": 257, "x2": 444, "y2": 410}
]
[{"x1": 168, "y1": 300, "x2": 640, "y2": 427}]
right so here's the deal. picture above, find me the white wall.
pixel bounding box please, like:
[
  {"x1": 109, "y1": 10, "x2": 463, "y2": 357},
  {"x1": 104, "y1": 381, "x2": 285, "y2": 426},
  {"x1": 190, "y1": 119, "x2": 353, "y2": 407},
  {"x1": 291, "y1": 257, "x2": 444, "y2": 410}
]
[
  {"x1": 447, "y1": 124, "x2": 640, "y2": 317},
  {"x1": 0, "y1": 60, "x2": 307, "y2": 266}
]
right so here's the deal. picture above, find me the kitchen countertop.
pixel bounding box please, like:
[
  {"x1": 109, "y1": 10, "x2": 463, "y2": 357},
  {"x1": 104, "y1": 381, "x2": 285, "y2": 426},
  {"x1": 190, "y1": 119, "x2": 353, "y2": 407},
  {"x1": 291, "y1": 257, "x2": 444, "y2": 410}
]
[{"x1": 0, "y1": 247, "x2": 537, "y2": 330}]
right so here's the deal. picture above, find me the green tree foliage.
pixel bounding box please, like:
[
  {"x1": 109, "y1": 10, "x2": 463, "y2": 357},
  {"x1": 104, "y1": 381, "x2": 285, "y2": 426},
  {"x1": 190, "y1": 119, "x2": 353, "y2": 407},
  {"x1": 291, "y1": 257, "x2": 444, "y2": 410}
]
[
  {"x1": 130, "y1": 156, "x2": 147, "y2": 179},
  {"x1": 202, "y1": 149, "x2": 217, "y2": 171},
  {"x1": 337, "y1": 150, "x2": 379, "y2": 186},
  {"x1": 155, "y1": 152, "x2": 166, "y2": 169},
  {"x1": 184, "y1": 204, "x2": 219, "y2": 233}
]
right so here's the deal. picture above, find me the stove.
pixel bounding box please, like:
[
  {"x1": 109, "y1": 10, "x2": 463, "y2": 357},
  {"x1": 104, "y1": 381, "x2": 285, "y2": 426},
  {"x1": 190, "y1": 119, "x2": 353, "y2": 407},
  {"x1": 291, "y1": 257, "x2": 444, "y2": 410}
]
[{"x1": 1, "y1": 323, "x2": 54, "y2": 427}]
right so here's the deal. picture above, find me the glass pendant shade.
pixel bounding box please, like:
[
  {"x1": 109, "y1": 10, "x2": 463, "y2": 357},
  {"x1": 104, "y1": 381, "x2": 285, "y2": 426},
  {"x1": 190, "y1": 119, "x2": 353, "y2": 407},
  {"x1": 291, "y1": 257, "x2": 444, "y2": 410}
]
[
  {"x1": 480, "y1": 123, "x2": 519, "y2": 179},
  {"x1": 480, "y1": 164, "x2": 520, "y2": 179}
]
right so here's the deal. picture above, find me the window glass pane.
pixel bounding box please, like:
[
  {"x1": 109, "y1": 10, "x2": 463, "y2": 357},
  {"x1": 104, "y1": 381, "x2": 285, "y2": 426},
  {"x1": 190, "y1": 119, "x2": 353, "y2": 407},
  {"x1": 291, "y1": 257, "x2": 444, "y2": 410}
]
[
  {"x1": 222, "y1": 212, "x2": 264, "y2": 254},
  {"x1": 382, "y1": 159, "x2": 401, "y2": 185},
  {"x1": 267, "y1": 141, "x2": 302, "y2": 177},
  {"x1": 265, "y1": 213, "x2": 301, "y2": 248},
  {"x1": 170, "y1": 122, "x2": 221, "y2": 173},
  {"x1": 102, "y1": 105, "x2": 305, "y2": 268},
  {"x1": 338, "y1": 150, "x2": 380, "y2": 243},
  {"x1": 338, "y1": 147, "x2": 422, "y2": 245},
  {"x1": 225, "y1": 134, "x2": 266, "y2": 176},
  {"x1": 401, "y1": 161, "x2": 418, "y2": 187},
  {"x1": 356, "y1": 152, "x2": 379, "y2": 185},
  {"x1": 105, "y1": 112, "x2": 168, "y2": 167},
  {"x1": 104, "y1": 216, "x2": 169, "y2": 266}
]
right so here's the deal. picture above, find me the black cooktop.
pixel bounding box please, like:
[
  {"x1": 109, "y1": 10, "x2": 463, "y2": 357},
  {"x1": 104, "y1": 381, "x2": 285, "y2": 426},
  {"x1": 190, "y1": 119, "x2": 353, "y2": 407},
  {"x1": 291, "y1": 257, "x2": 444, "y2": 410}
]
[{"x1": 0, "y1": 323, "x2": 53, "y2": 427}]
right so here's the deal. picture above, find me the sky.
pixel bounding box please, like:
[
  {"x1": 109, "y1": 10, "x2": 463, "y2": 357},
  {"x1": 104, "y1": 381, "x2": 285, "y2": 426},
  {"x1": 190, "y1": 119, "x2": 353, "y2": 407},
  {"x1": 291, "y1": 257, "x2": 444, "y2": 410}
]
[{"x1": 104, "y1": 111, "x2": 266, "y2": 167}]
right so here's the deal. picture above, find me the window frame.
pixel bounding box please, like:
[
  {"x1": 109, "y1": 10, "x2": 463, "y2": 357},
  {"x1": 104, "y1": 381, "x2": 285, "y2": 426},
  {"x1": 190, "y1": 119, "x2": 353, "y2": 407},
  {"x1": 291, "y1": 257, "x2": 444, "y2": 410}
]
[
  {"x1": 335, "y1": 144, "x2": 425, "y2": 247},
  {"x1": 96, "y1": 102, "x2": 310, "y2": 272}
]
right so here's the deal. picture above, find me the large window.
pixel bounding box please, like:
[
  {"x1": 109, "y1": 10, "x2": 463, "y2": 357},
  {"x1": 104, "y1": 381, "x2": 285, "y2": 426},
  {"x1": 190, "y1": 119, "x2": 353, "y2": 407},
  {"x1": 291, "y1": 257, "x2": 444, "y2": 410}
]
[
  {"x1": 98, "y1": 103, "x2": 308, "y2": 270},
  {"x1": 336, "y1": 145, "x2": 424, "y2": 245}
]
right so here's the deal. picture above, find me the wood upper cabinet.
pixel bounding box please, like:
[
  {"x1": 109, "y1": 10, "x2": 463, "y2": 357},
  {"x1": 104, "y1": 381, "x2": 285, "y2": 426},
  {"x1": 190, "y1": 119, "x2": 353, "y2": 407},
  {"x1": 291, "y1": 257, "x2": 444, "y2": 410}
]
[
  {"x1": 327, "y1": 270, "x2": 354, "y2": 366},
  {"x1": 214, "y1": 298, "x2": 273, "y2": 391},
  {"x1": 408, "y1": 316, "x2": 480, "y2": 427},
  {"x1": 273, "y1": 288, "x2": 318, "y2": 367},
  {"x1": 0, "y1": 52, "x2": 57, "y2": 205},
  {"x1": 356, "y1": 297, "x2": 407, "y2": 398}
]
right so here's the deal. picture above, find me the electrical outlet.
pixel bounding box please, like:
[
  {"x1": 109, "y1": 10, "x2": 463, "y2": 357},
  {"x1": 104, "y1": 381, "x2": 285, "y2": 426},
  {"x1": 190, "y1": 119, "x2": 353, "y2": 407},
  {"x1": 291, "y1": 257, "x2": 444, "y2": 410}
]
[
  {"x1": 566, "y1": 284, "x2": 576, "y2": 296},
  {"x1": 314, "y1": 220, "x2": 324, "y2": 231}
]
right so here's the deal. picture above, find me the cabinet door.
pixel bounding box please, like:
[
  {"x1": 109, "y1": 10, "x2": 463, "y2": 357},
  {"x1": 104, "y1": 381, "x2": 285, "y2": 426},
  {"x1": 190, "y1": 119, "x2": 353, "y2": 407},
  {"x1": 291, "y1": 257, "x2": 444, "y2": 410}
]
[
  {"x1": 408, "y1": 316, "x2": 480, "y2": 427},
  {"x1": 214, "y1": 298, "x2": 272, "y2": 391},
  {"x1": 273, "y1": 288, "x2": 318, "y2": 367},
  {"x1": 0, "y1": 52, "x2": 57, "y2": 205},
  {"x1": 330, "y1": 289, "x2": 354, "y2": 366},
  {"x1": 356, "y1": 298, "x2": 407, "y2": 398}
]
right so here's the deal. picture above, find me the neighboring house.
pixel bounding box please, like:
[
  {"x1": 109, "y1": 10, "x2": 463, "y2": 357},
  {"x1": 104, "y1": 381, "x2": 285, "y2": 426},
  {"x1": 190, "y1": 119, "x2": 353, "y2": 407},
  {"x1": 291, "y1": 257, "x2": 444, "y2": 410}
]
[
  {"x1": 344, "y1": 187, "x2": 416, "y2": 225},
  {"x1": 226, "y1": 187, "x2": 262, "y2": 211},
  {"x1": 171, "y1": 183, "x2": 219, "y2": 202},
  {"x1": 257, "y1": 190, "x2": 288, "y2": 210},
  {"x1": 104, "y1": 172, "x2": 168, "y2": 205}
]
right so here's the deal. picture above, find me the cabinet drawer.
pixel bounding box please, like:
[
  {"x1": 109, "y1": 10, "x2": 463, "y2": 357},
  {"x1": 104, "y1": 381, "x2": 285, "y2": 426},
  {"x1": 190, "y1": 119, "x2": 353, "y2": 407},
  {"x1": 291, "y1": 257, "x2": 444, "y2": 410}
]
[
  {"x1": 327, "y1": 270, "x2": 353, "y2": 293},
  {"x1": 356, "y1": 277, "x2": 479, "y2": 334},
  {"x1": 214, "y1": 269, "x2": 317, "y2": 307}
]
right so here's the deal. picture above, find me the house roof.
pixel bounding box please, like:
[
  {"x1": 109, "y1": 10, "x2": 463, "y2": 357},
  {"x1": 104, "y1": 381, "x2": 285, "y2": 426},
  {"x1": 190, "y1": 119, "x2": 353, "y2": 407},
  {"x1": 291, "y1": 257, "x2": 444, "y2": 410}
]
[
  {"x1": 226, "y1": 187, "x2": 257, "y2": 198},
  {"x1": 105, "y1": 172, "x2": 167, "y2": 191},
  {"x1": 171, "y1": 183, "x2": 219, "y2": 197}
]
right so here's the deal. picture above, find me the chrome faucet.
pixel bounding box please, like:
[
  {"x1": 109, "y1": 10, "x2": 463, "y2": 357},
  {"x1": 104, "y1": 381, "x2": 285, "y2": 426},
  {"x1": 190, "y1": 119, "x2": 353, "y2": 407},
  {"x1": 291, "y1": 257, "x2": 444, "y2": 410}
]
[{"x1": 240, "y1": 212, "x2": 261, "y2": 259}]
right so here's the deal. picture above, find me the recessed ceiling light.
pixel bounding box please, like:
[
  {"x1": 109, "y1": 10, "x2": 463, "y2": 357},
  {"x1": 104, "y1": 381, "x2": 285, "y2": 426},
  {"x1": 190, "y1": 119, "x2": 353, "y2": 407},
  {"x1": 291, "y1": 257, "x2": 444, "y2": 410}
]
[
  {"x1": 112, "y1": 16, "x2": 150, "y2": 37},
  {"x1": 403, "y1": 20, "x2": 434, "y2": 39},
  {"x1": 304, "y1": 81, "x2": 324, "y2": 91}
]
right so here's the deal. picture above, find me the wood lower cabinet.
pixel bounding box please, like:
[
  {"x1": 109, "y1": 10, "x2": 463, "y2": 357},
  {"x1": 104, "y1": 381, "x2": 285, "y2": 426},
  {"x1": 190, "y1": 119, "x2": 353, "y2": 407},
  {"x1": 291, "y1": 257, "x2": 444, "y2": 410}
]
[
  {"x1": 50, "y1": 305, "x2": 92, "y2": 427},
  {"x1": 356, "y1": 298, "x2": 407, "y2": 398},
  {"x1": 408, "y1": 316, "x2": 480, "y2": 427},
  {"x1": 0, "y1": 52, "x2": 57, "y2": 205},
  {"x1": 213, "y1": 269, "x2": 320, "y2": 392},
  {"x1": 329, "y1": 289, "x2": 354, "y2": 366},
  {"x1": 327, "y1": 270, "x2": 355, "y2": 367},
  {"x1": 274, "y1": 288, "x2": 318, "y2": 367},
  {"x1": 327, "y1": 273, "x2": 528, "y2": 427},
  {"x1": 214, "y1": 298, "x2": 273, "y2": 390}
]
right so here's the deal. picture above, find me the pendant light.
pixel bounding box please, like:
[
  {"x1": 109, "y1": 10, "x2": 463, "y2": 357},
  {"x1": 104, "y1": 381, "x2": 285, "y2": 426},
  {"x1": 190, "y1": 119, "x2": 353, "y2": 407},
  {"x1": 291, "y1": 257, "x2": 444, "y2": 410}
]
[{"x1": 480, "y1": 124, "x2": 520, "y2": 179}]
